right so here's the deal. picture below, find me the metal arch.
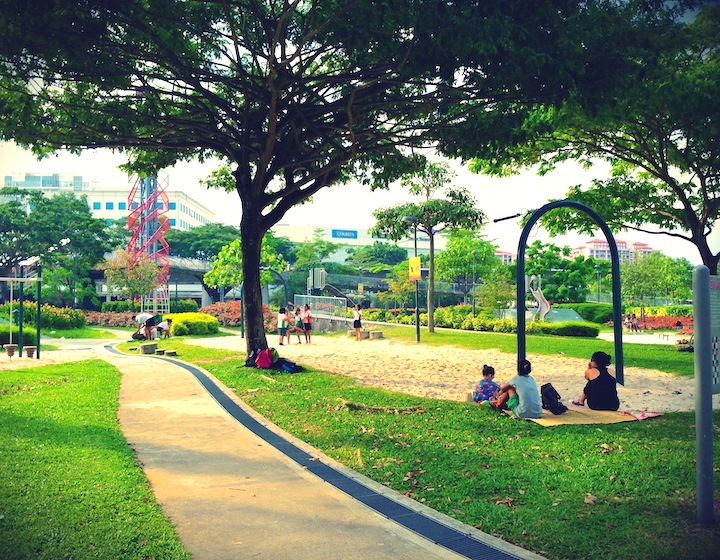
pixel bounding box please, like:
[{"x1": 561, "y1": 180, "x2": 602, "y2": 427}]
[{"x1": 516, "y1": 200, "x2": 624, "y2": 385}]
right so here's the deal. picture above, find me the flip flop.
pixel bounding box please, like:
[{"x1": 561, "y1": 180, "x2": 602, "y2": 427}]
[{"x1": 571, "y1": 400, "x2": 584, "y2": 406}]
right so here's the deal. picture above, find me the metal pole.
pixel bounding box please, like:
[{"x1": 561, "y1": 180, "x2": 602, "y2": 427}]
[
  {"x1": 693, "y1": 265, "x2": 715, "y2": 525},
  {"x1": 414, "y1": 223, "x2": 420, "y2": 343},
  {"x1": 597, "y1": 266, "x2": 601, "y2": 303},
  {"x1": 36, "y1": 264, "x2": 41, "y2": 359},
  {"x1": 72, "y1": 255, "x2": 78, "y2": 309},
  {"x1": 472, "y1": 250, "x2": 477, "y2": 317}
]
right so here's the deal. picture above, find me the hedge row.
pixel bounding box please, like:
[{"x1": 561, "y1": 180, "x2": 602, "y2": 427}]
[
  {"x1": 1, "y1": 326, "x2": 38, "y2": 346},
  {"x1": 101, "y1": 299, "x2": 199, "y2": 313},
  {"x1": 0, "y1": 302, "x2": 86, "y2": 330}
]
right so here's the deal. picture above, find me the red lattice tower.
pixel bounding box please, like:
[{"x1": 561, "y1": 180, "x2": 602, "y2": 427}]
[{"x1": 127, "y1": 175, "x2": 170, "y2": 287}]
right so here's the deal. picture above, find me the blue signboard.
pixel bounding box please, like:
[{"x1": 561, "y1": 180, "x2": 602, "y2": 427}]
[{"x1": 331, "y1": 229, "x2": 358, "y2": 239}]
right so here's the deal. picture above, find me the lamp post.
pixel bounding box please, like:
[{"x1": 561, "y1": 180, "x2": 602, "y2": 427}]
[
  {"x1": 596, "y1": 265, "x2": 602, "y2": 303},
  {"x1": 72, "y1": 253, "x2": 79, "y2": 309},
  {"x1": 403, "y1": 216, "x2": 420, "y2": 343},
  {"x1": 471, "y1": 250, "x2": 477, "y2": 317}
]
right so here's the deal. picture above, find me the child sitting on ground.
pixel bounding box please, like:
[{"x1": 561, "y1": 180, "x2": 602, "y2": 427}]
[
  {"x1": 490, "y1": 359, "x2": 543, "y2": 419},
  {"x1": 473, "y1": 364, "x2": 499, "y2": 403}
]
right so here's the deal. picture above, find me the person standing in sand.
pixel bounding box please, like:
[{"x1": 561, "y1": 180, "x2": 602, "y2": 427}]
[
  {"x1": 353, "y1": 304, "x2": 362, "y2": 341},
  {"x1": 302, "y1": 304, "x2": 312, "y2": 344},
  {"x1": 572, "y1": 351, "x2": 620, "y2": 411},
  {"x1": 490, "y1": 359, "x2": 543, "y2": 418}
]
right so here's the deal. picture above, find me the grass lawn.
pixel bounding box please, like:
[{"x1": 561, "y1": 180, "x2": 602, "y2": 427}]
[
  {"x1": 0, "y1": 360, "x2": 190, "y2": 560},
  {"x1": 4, "y1": 332, "x2": 717, "y2": 560}
]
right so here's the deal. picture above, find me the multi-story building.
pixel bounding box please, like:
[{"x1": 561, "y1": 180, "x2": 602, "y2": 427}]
[
  {"x1": 271, "y1": 224, "x2": 443, "y2": 261},
  {"x1": 570, "y1": 238, "x2": 654, "y2": 262},
  {"x1": 3, "y1": 172, "x2": 214, "y2": 230}
]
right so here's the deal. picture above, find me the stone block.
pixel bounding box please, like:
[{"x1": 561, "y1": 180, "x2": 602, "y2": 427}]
[{"x1": 140, "y1": 343, "x2": 158, "y2": 355}]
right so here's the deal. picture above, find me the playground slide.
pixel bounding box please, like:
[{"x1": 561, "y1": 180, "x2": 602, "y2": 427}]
[
  {"x1": 324, "y1": 284, "x2": 356, "y2": 307},
  {"x1": 528, "y1": 275, "x2": 551, "y2": 321}
]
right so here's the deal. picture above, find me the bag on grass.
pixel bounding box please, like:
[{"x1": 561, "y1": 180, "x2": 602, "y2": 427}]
[
  {"x1": 541, "y1": 383, "x2": 568, "y2": 415},
  {"x1": 131, "y1": 332, "x2": 145, "y2": 341},
  {"x1": 245, "y1": 349, "x2": 260, "y2": 368},
  {"x1": 255, "y1": 347, "x2": 280, "y2": 369},
  {"x1": 276, "y1": 357, "x2": 304, "y2": 373}
]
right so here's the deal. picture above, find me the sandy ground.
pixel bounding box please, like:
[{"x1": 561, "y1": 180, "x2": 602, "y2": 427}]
[
  {"x1": 2, "y1": 332, "x2": 716, "y2": 413},
  {"x1": 182, "y1": 333, "x2": 718, "y2": 414}
]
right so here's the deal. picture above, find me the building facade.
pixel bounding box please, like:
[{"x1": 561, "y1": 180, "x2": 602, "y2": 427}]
[
  {"x1": 3, "y1": 172, "x2": 215, "y2": 230},
  {"x1": 570, "y1": 238, "x2": 654, "y2": 262}
]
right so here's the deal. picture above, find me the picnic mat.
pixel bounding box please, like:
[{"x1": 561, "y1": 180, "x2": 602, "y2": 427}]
[{"x1": 503, "y1": 407, "x2": 661, "y2": 426}]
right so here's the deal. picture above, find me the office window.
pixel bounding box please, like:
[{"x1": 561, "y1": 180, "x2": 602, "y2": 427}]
[
  {"x1": 169, "y1": 202, "x2": 176, "y2": 210},
  {"x1": 106, "y1": 202, "x2": 114, "y2": 210},
  {"x1": 105, "y1": 219, "x2": 113, "y2": 226},
  {"x1": 118, "y1": 202, "x2": 126, "y2": 210},
  {"x1": 131, "y1": 202, "x2": 138, "y2": 210},
  {"x1": 169, "y1": 218, "x2": 176, "y2": 226},
  {"x1": 93, "y1": 202, "x2": 101, "y2": 210}
]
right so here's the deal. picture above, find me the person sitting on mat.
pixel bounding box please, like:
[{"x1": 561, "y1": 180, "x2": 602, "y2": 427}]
[
  {"x1": 490, "y1": 359, "x2": 542, "y2": 418},
  {"x1": 572, "y1": 351, "x2": 620, "y2": 411}
]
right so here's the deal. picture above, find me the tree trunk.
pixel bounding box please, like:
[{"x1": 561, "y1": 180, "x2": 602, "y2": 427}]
[
  {"x1": 240, "y1": 211, "x2": 268, "y2": 353},
  {"x1": 427, "y1": 233, "x2": 435, "y2": 333},
  {"x1": 693, "y1": 230, "x2": 718, "y2": 275}
]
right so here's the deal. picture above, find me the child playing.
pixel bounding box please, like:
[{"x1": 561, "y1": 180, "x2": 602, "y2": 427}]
[
  {"x1": 490, "y1": 359, "x2": 543, "y2": 418},
  {"x1": 277, "y1": 308, "x2": 288, "y2": 346},
  {"x1": 473, "y1": 364, "x2": 499, "y2": 403}
]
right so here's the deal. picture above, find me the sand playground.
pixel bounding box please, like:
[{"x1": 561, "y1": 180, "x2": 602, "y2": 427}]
[{"x1": 2, "y1": 332, "x2": 716, "y2": 414}]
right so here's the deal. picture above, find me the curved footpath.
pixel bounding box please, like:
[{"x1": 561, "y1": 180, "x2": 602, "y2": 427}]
[{"x1": 27, "y1": 337, "x2": 542, "y2": 560}]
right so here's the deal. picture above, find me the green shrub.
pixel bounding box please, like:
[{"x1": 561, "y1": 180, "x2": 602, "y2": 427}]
[
  {"x1": 553, "y1": 303, "x2": 613, "y2": 324},
  {"x1": 101, "y1": 300, "x2": 141, "y2": 313},
  {"x1": 664, "y1": 305, "x2": 693, "y2": 317},
  {"x1": 170, "y1": 299, "x2": 199, "y2": 313},
  {"x1": 166, "y1": 312, "x2": 219, "y2": 336},
  {"x1": 0, "y1": 326, "x2": 37, "y2": 346},
  {"x1": 537, "y1": 321, "x2": 599, "y2": 337},
  {"x1": 0, "y1": 302, "x2": 85, "y2": 330}
]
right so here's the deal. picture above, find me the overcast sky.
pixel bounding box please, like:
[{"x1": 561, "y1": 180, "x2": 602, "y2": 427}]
[{"x1": 1, "y1": 141, "x2": 712, "y2": 265}]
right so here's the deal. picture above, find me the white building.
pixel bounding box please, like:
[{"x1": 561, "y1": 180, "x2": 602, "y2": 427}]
[
  {"x1": 570, "y1": 238, "x2": 654, "y2": 262},
  {"x1": 3, "y1": 172, "x2": 214, "y2": 230},
  {"x1": 271, "y1": 224, "x2": 445, "y2": 261}
]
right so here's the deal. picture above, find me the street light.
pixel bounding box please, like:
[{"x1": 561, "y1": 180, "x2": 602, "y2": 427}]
[
  {"x1": 471, "y1": 250, "x2": 477, "y2": 317},
  {"x1": 402, "y1": 216, "x2": 420, "y2": 343},
  {"x1": 596, "y1": 265, "x2": 602, "y2": 303}
]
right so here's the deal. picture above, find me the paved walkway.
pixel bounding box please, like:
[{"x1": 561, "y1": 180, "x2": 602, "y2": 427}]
[{"x1": 31, "y1": 336, "x2": 542, "y2": 560}]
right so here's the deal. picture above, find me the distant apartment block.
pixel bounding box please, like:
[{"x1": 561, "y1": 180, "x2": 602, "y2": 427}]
[
  {"x1": 3, "y1": 172, "x2": 215, "y2": 230},
  {"x1": 495, "y1": 250, "x2": 515, "y2": 265},
  {"x1": 570, "y1": 238, "x2": 654, "y2": 262}
]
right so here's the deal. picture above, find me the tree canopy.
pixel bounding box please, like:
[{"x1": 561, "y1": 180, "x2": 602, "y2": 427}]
[
  {"x1": 463, "y1": 4, "x2": 720, "y2": 273},
  {"x1": 165, "y1": 223, "x2": 241, "y2": 261},
  {"x1": 0, "y1": 0, "x2": 669, "y2": 349}
]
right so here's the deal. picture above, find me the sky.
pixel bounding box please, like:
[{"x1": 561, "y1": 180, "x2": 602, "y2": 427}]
[{"x1": 1, "y1": 141, "x2": 713, "y2": 266}]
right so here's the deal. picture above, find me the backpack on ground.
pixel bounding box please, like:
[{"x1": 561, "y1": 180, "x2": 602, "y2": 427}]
[
  {"x1": 541, "y1": 383, "x2": 568, "y2": 415},
  {"x1": 245, "y1": 349, "x2": 260, "y2": 368},
  {"x1": 275, "y1": 357, "x2": 304, "y2": 373},
  {"x1": 255, "y1": 347, "x2": 280, "y2": 369}
]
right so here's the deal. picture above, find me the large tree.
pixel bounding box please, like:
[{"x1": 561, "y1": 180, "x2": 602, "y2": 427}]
[
  {"x1": 371, "y1": 161, "x2": 485, "y2": 331},
  {"x1": 0, "y1": 0, "x2": 663, "y2": 350},
  {"x1": 463, "y1": 4, "x2": 720, "y2": 273}
]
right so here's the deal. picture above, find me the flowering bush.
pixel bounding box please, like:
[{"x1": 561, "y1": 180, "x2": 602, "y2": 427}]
[
  {"x1": 84, "y1": 312, "x2": 137, "y2": 327},
  {"x1": 199, "y1": 301, "x2": 277, "y2": 332}
]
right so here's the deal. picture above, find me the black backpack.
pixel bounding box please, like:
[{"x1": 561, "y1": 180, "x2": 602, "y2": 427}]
[
  {"x1": 541, "y1": 383, "x2": 568, "y2": 415},
  {"x1": 244, "y1": 348, "x2": 260, "y2": 368}
]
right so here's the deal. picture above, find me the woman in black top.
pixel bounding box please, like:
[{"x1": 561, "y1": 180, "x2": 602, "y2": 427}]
[{"x1": 572, "y1": 351, "x2": 620, "y2": 411}]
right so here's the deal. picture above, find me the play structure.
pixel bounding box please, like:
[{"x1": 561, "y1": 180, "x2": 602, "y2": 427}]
[{"x1": 127, "y1": 175, "x2": 170, "y2": 314}]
